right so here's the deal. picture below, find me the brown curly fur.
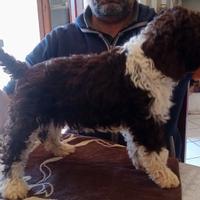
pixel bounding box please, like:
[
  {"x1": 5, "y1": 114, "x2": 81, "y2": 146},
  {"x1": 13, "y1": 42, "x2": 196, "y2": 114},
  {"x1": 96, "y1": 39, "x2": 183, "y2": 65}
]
[{"x1": 143, "y1": 7, "x2": 200, "y2": 80}]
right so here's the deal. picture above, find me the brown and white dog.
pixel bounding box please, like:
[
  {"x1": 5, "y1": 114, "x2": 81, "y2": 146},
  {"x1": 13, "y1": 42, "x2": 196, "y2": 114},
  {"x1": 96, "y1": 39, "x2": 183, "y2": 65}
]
[{"x1": 1, "y1": 6, "x2": 200, "y2": 199}]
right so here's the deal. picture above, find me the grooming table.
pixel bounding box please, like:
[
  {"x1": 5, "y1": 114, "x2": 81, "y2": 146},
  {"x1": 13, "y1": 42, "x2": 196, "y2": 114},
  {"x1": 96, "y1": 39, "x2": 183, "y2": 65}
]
[
  {"x1": 1, "y1": 135, "x2": 182, "y2": 200},
  {"x1": 26, "y1": 135, "x2": 181, "y2": 200}
]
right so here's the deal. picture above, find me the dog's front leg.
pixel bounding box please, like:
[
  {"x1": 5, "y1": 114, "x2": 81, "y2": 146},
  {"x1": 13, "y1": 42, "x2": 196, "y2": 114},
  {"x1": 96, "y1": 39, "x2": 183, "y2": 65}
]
[
  {"x1": 123, "y1": 131, "x2": 179, "y2": 188},
  {"x1": 136, "y1": 145, "x2": 179, "y2": 188}
]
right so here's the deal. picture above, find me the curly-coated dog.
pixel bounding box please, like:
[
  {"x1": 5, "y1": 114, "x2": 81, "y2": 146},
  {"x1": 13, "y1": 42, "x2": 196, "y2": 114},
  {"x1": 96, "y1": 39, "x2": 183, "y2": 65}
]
[{"x1": 1, "y1": 6, "x2": 200, "y2": 199}]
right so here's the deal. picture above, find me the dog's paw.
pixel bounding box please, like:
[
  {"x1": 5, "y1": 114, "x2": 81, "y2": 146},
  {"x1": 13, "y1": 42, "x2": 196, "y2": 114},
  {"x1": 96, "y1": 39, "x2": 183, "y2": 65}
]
[
  {"x1": 2, "y1": 178, "x2": 29, "y2": 200},
  {"x1": 52, "y1": 143, "x2": 75, "y2": 156},
  {"x1": 150, "y1": 167, "x2": 180, "y2": 188}
]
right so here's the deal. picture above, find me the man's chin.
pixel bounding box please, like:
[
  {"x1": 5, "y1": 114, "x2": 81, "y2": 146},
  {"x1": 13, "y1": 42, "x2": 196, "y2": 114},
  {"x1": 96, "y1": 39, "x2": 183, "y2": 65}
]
[
  {"x1": 98, "y1": 0, "x2": 121, "y2": 5},
  {"x1": 98, "y1": 5, "x2": 123, "y2": 16}
]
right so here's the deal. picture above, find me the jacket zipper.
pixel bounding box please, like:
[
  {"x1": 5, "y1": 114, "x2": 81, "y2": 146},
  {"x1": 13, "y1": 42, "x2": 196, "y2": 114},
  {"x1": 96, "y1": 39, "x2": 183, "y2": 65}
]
[
  {"x1": 112, "y1": 21, "x2": 148, "y2": 47},
  {"x1": 80, "y1": 21, "x2": 148, "y2": 50}
]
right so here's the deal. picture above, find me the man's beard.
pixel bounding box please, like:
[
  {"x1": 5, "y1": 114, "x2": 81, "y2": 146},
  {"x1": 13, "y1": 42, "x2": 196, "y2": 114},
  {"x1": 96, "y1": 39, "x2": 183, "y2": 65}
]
[{"x1": 91, "y1": 0, "x2": 134, "y2": 20}]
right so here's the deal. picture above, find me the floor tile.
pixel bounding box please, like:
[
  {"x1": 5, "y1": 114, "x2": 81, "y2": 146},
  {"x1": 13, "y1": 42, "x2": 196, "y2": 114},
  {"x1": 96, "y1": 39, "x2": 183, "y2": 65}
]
[
  {"x1": 187, "y1": 115, "x2": 199, "y2": 121},
  {"x1": 188, "y1": 137, "x2": 200, "y2": 142},
  {"x1": 186, "y1": 97, "x2": 200, "y2": 166},
  {"x1": 186, "y1": 157, "x2": 200, "y2": 167},
  {"x1": 187, "y1": 139, "x2": 193, "y2": 143},
  {"x1": 193, "y1": 140, "x2": 200, "y2": 147},
  {"x1": 188, "y1": 114, "x2": 199, "y2": 118},
  {"x1": 187, "y1": 129, "x2": 200, "y2": 138},
  {"x1": 185, "y1": 142, "x2": 200, "y2": 159},
  {"x1": 187, "y1": 119, "x2": 200, "y2": 129}
]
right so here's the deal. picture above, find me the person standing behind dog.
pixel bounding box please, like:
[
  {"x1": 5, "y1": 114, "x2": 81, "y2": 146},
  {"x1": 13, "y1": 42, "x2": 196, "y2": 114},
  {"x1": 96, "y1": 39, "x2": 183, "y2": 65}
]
[{"x1": 5, "y1": 0, "x2": 190, "y2": 160}]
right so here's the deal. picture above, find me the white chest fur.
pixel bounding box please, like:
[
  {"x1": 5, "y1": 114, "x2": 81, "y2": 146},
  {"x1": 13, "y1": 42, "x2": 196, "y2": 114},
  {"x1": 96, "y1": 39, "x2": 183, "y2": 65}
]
[{"x1": 124, "y1": 36, "x2": 177, "y2": 123}]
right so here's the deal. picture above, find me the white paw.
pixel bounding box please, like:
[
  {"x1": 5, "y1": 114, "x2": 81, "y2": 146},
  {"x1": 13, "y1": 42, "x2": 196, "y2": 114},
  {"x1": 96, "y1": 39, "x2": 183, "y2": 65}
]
[
  {"x1": 150, "y1": 167, "x2": 180, "y2": 188},
  {"x1": 52, "y1": 143, "x2": 75, "y2": 156},
  {"x1": 2, "y1": 178, "x2": 29, "y2": 200}
]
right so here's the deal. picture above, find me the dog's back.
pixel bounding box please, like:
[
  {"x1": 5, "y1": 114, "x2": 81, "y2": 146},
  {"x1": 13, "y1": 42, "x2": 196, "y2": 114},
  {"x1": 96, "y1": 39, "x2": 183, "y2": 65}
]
[{"x1": 1, "y1": 48, "x2": 150, "y2": 130}]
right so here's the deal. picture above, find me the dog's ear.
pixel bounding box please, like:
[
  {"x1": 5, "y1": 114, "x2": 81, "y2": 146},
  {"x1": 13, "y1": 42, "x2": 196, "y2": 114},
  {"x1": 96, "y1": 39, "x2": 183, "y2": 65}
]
[
  {"x1": 142, "y1": 7, "x2": 200, "y2": 80},
  {"x1": 172, "y1": 7, "x2": 200, "y2": 73}
]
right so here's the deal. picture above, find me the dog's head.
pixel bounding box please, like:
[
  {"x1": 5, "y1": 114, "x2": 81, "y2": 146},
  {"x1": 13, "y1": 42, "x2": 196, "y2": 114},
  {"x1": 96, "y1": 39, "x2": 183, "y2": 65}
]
[{"x1": 142, "y1": 6, "x2": 200, "y2": 81}]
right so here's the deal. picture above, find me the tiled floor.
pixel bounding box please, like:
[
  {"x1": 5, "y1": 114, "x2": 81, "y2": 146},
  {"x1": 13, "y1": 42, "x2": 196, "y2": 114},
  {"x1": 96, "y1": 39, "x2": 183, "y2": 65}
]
[{"x1": 186, "y1": 114, "x2": 200, "y2": 166}]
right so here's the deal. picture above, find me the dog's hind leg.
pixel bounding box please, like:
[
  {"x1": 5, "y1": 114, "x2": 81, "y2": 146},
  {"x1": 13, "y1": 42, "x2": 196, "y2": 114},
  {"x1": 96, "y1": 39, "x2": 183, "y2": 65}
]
[
  {"x1": 2, "y1": 128, "x2": 40, "y2": 200},
  {"x1": 42, "y1": 122, "x2": 75, "y2": 156}
]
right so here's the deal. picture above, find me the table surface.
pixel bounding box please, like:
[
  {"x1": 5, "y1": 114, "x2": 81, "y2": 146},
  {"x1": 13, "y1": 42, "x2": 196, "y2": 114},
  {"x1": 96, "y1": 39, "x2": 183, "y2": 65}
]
[
  {"x1": 0, "y1": 162, "x2": 198, "y2": 200},
  {"x1": 180, "y1": 162, "x2": 200, "y2": 200},
  {"x1": 0, "y1": 148, "x2": 199, "y2": 200}
]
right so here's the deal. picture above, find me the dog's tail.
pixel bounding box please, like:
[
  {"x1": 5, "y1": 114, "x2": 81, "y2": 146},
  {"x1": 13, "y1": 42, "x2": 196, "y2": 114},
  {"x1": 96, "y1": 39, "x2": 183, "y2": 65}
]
[{"x1": 0, "y1": 48, "x2": 28, "y2": 79}]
